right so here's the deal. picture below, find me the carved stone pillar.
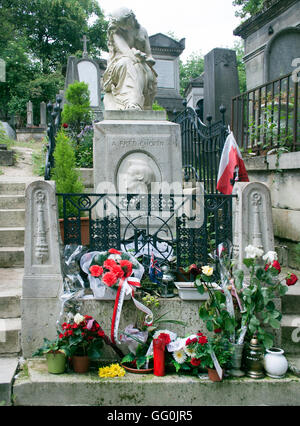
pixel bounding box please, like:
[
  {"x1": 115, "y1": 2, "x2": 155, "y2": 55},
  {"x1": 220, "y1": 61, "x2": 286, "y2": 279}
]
[{"x1": 22, "y1": 180, "x2": 63, "y2": 358}]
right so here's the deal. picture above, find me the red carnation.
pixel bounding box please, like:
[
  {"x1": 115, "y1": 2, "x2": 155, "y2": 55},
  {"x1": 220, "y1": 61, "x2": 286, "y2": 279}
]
[
  {"x1": 89, "y1": 265, "x2": 103, "y2": 277},
  {"x1": 108, "y1": 249, "x2": 121, "y2": 255},
  {"x1": 103, "y1": 259, "x2": 117, "y2": 270},
  {"x1": 102, "y1": 272, "x2": 118, "y2": 287},
  {"x1": 198, "y1": 335, "x2": 208, "y2": 345},
  {"x1": 286, "y1": 273, "x2": 298, "y2": 286},
  {"x1": 119, "y1": 259, "x2": 133, "y2": 278},
  {"x1": 110, "y1": 265, "x2": 125, "y2": 279},
  {"x1": 190, "y1": 358, "x2": 201, "y2": 367},
  {"x1": 265, "y1": 260, "x2": 281, "y2": 274},
  {"x1": 158, "y1": 333, "x2": 171, "y2": 346}
]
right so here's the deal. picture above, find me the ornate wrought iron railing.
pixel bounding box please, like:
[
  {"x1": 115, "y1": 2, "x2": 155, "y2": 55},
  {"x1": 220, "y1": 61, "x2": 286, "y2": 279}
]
[
  {"x1": 56, "y1": 192, "x2": 234, "y2": 269},
  {"x1": 231, "y1": 72, "x2": 300, "y2": 154},
  {"x1": 44, "y1": 94, "x2": 63, "y2": 180},
  {"x1": 174, "y1": 103, "x2": 229, "y2": 194}
]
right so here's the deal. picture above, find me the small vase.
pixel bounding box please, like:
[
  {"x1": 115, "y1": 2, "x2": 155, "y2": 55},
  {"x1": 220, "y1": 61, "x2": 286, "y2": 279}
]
[
  {"x1": 229, "y1": 343, "x2": 245, "y2": 377},
  {"x1": 46, "y1": 351, "x2": 66, "y2": 374},
  {"x1": 264, "y1": 347, "x2": 288, "y2": 379},
  {"x1": 72, "y1": 355, "x2": 90, "y2": 373},
  {"x1": 207, "y1": 367, "x2": 223, "y2": 382}
]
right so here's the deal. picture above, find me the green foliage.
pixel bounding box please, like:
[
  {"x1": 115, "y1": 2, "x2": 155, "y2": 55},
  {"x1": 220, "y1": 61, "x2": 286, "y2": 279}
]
[
  {"x1": 179, "y1": 52, "x2": 204, "y2": 97},
  {"x1": 62, "y1": 81, "x2": 92, "y2": 139},
  {"x1": 51, "y1": 130, "x2": 85, "y2": 218},
  {"x1": 74, "y1": 124, "x2": 93, "y2": 168},
  {"x1": 233, "y1": 40, "x2": 247, "y2": 93},
  {"x1": 233, "y1": 0, "x2": 267, "y2": 19},
  {"x1": 152, "y1": 101, "x2": 165, "y2": 111},
  {"x1": 32, "y1": 337, "x2": 64, "y2": 357}
]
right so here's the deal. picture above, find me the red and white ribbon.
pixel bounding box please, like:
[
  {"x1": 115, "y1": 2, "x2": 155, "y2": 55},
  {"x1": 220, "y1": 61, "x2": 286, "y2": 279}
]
[{"x1": 110, "y1": 277, "x2": 153, "y2": 345}]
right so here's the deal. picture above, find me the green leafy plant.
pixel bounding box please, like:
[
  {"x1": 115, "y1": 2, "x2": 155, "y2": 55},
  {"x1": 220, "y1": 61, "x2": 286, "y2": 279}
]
[
  {"x1": 61, "y1": 81, "x2": 92, "y2": 140},
  {"x1": 75, "y1": 124, "x2": 93, "y2": 168},
  {"x1": 32, "y1": 337, "x2": 64, "y2": 357},
  {"x1": 51, "y1": 129, "x2": 85, "y2": 218}
]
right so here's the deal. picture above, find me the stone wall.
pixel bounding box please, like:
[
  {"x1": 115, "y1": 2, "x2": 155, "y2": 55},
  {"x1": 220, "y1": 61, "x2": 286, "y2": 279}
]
[{"x1": 244, "y1": 151, "x2": 300, "y2": 268}]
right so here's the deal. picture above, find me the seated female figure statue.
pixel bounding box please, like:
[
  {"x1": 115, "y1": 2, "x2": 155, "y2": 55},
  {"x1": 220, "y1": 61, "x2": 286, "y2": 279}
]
[{"x1": 103, "y1": 8, "x2": 157, "y2": 111}]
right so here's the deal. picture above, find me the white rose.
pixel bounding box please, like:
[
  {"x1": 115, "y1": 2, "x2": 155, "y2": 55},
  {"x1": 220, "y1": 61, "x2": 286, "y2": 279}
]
[
  {"x1": 74, "y1": 313, "x2": 85, "y2": 325},
  {"x1": 245, "y1": 245, "x2": 264, "y2": 259},
  {"x1": 262, "y1": 251, "x2": 278, "y2": 263},
  {"x1": 202, "y1": 265, "x2": 213, "y2": 276}
]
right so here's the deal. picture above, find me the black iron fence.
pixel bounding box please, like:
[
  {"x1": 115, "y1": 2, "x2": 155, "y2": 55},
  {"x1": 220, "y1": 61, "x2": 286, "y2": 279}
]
[
  {"x1": 231, "y1": 72, "x2": 300, "y2": 154},
  {"x1": 57, "y1": 192, "x2": 234, "y2": 270},
  {"x1": 44, "y1": 94, "x2": 63, "y2": 180},
  {"x1": 174, "y1": 104, "x2": 229, "y2": 194}
]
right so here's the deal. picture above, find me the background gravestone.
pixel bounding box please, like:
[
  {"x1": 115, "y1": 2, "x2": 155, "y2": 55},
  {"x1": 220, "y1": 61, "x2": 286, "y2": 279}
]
[
  {"x1": 203, "y1": 48, "x2": 240, "y2": 125},
  {"x1": 64, "y1": 37, "x2": 103, "y2": 120},
  {"x1": 149, "y1": 33, "x2": 185, "y2": 121}
]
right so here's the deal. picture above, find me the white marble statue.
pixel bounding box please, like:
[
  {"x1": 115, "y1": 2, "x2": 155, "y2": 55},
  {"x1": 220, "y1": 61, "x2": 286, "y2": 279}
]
[
  {"x1": 103, "y1": 7, "x2": 157, "y2": 111},
  {"x1": 124, "y1": 159, "x2": 156, "y2": 193}
]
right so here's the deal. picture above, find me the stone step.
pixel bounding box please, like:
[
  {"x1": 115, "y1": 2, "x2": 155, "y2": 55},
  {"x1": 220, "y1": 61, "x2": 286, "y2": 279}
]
[
  {"x1": 0, "y1": 318, "x2": 21, "y2": 355},
  {"x1": 0, "y1": 269, "x2": 22, "y2": 318},
  {"x1": 0, "y1": 209, "x2": 25, "y2": 228},
  {"x1": 0, "y1": 227, "x2": 24, "y2": 247},
  {"x1": 0, "y1": 182, "x2": 26, "y2": 196},
  {"x1": 0, "y1": 357, "x2": 19, "y2": 406},
  {"x1": 12, "y1": 359, "x2": 300, "y2": 406},
  {"x1": 0, "y1": 247, "x2": 24, "y2": 268},
  {"x1": 281, "y1": 314, "x2": 300, "y2": 355},
  {"x1": 0, "y1": 195, "x2": 25, "y2": 209},
  {"x1": 282, "y1": 284, "x2": 300, "y2": 315}
]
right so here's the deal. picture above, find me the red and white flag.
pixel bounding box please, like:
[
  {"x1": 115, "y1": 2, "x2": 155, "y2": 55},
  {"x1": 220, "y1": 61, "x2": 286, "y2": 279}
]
[{"x1": 216, "y1": 131, "x2": 249, "y2": 195}]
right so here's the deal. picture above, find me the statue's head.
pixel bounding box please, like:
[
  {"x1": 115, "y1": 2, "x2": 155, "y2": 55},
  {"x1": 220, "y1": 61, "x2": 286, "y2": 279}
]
[{"x1": 110, "y1": 7, "x2": 138, "y2": 29}]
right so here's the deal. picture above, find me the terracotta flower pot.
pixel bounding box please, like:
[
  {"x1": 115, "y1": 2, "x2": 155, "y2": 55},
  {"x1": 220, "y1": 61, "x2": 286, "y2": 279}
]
[
  {"x1": 59, "y1": 217, "x2": 90, "y2": 246},
  {"x1": 207, "y1": 367, "x2": 223, "y2": 382},
  {"x1": 46, "y1": 351, "x2": 66, "y2": 374},
  {"x1": 72, "y1": 355, "x2": 90, "y2": 373}
]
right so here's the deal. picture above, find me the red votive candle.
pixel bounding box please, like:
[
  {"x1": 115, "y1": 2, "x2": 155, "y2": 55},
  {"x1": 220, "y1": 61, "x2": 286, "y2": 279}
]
[{"x1": 153, "y1": 338, "x2": 166, "y2": 376}]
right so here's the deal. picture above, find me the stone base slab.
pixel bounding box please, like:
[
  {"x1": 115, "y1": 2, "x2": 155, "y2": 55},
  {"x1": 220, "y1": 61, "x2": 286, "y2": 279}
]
[{"x1": 12, "y1": 359, "x2": 300, "y2": 406}]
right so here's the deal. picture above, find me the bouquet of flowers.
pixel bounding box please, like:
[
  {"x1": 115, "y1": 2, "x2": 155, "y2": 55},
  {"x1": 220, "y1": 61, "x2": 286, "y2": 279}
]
[{"x1": 57, "y1": 313, "x2": 105, "y2": 359}]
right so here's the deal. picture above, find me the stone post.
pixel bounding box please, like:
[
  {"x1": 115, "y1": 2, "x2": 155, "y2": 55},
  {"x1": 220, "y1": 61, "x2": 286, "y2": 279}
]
[
  {"x1": 26, "y1": 101, "x2": 33, "y2": 128},
  {"x1": 21, "y1": 180, "x2": 64, "y2": 358},
  {"x1": 39, "y1": 101, "x2": 47, "y2": 129},
  {"x1": 232, "y1": 181, "x2": 275, "y2": 269}
]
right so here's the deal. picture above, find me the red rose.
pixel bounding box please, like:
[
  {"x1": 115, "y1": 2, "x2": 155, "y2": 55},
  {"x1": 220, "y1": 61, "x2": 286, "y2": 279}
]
[
  {"x1": 59, "y1": 333, "x2": 64, "y2": 339},
  {"x1": 214, "y1": 328, "x2": 222, "y2": 334},
  {"x1": 119, "y1": 260, "x2": 133, "y2": 278},
  {"x1": 102, "y1": 272, "x2": 118, "y2": 287},
  {"x1": 89, "y1": 265, "x2": 103, "y2": 277},
  {"x1": 158, "y1": 332, "x2": 171, "y2": 346},
  {"x1": 186, "y1": 337, "x2": 197, "y2": 346},
  {"x1": 108, "y1": 249, "x2": 122, "y2": 255},
  {"x1": 62, "y1": 123, "x2": 68, "y2": 128},
  {"x1": 265, "y1": 260, "x2": 281, "y2": 274},
  {"x1": 189, "y1": 264, "x2": 201, "y2": 276},
  {"x1": 198, "y1": 335, "x2": 208, "y2": 345},
  {"x1": 286, "y1": 273, "x2": 298, "y2": 286},
  {"x1": 98, "y1": 330, "x2": 105, "y2": 337},
  {"x1": 190, "y1": 358, "x2": 201, "y2": 367},
  {"x1": 103, "y1": 259, "x2": 117, "y2": 270}
]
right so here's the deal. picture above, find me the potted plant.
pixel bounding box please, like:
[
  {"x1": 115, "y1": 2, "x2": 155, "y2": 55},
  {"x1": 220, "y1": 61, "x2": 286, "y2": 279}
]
[
  {"x1": 57, "y1": 313, "x2": 105, "y2": 373},
  {"x1": 168, "y1": 331, "x2": 232, "y2": 381},
  {"x1": 32, "y1": 338, "x2": 66, "y2": 374}
]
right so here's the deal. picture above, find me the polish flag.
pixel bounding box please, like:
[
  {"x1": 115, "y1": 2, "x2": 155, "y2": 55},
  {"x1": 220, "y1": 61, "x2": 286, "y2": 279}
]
[{"x1": 216, "y1": 131, "x2": 249, "y2": 195}]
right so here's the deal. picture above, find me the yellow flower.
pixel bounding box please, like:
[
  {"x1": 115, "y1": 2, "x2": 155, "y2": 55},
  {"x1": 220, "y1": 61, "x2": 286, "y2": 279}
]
[
  {"x1": 202, "y1": 265, "x2": 213, "y2": 276},
  {"x1": 98, "y1": 363, "x2": 125, "y2": 378}
]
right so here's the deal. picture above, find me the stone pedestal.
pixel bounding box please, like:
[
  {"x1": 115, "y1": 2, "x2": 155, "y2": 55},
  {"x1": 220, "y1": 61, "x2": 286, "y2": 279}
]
[{"x1": 93, "y1": 110, "x2": 182, "y2": 194}]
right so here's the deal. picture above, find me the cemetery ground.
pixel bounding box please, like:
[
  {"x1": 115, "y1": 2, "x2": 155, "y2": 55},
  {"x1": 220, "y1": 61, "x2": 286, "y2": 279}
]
[{"x1": 1, "y1": 138, "x2": 300, "y2": 407}]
